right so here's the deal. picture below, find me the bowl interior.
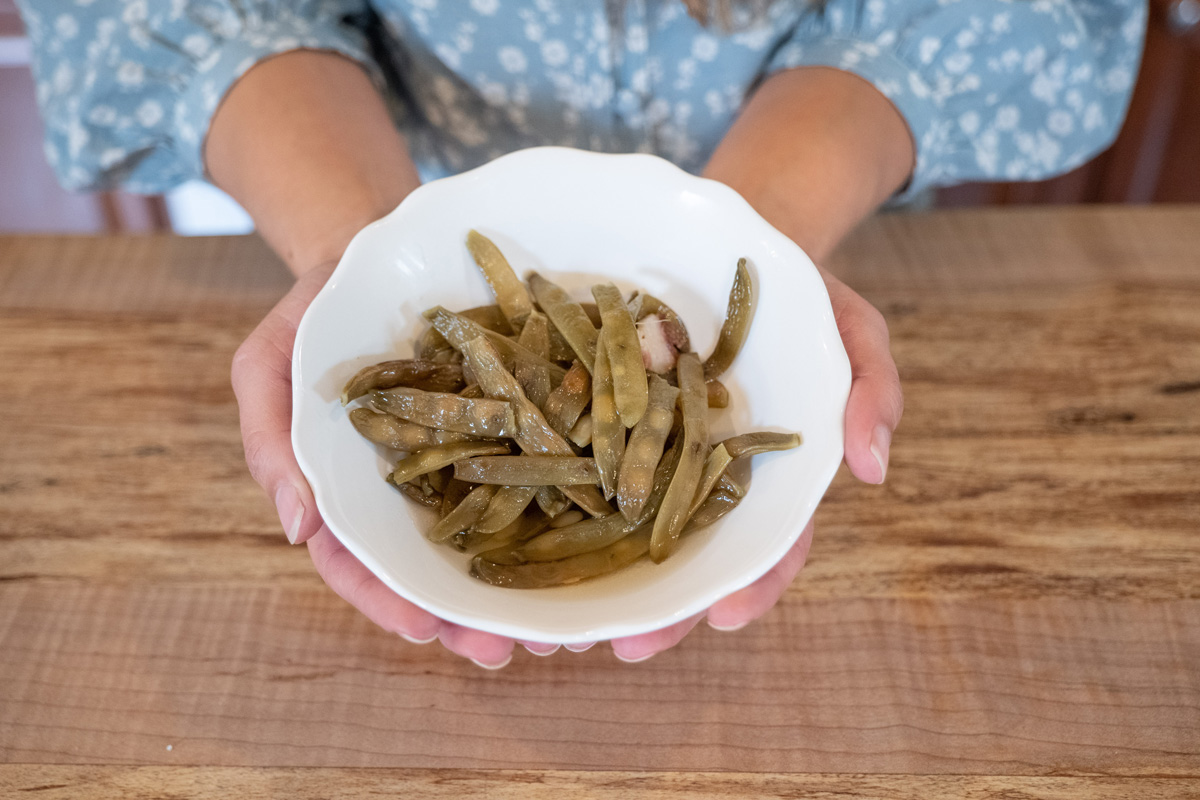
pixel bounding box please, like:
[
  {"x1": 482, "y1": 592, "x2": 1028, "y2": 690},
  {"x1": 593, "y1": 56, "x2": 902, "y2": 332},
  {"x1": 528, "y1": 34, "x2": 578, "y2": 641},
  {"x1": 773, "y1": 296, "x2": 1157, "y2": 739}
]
[{"x1": 292, "y1": 148, "x2": 850, "y2": 643}]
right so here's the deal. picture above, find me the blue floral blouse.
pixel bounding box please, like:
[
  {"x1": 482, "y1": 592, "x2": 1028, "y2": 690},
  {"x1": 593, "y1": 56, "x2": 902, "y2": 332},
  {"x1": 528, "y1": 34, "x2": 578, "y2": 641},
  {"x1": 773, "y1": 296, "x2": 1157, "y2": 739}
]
[{"x1": 17, "y1": 0, "x2": 1147, "y2": 198}]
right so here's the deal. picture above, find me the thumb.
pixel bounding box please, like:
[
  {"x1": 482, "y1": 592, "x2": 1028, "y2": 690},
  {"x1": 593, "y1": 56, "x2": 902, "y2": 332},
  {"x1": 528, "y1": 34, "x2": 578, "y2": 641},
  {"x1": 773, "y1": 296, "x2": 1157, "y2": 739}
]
[
  {"x1": 822, "y1": 269, "x2": 903, "y2": 484},
  {"x1": 231, "y1": 263, "x2": 336, "y2": 543}
]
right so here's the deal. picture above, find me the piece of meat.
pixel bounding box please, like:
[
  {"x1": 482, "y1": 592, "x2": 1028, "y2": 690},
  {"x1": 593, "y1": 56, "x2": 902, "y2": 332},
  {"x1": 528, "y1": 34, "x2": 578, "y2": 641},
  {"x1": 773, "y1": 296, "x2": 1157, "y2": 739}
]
[{"x1": 637, "y1": 314, "x2": 679, "y2": 374}]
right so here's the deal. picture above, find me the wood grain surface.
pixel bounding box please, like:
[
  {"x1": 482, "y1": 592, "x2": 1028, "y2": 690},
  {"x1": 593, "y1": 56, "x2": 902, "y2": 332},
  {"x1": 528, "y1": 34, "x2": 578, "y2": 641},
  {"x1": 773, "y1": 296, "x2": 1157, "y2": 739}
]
[
  {"x1": 1, "y1": 208, "x2": 1198, "y2": 794},
  {"x1": 2, "y1": 767, "x2": 1199, "y2": 800}
]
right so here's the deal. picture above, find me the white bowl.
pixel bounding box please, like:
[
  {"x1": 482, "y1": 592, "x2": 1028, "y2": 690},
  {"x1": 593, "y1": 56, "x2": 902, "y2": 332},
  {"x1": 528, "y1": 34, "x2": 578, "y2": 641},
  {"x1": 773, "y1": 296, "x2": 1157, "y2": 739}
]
[{"x1": 292, "y1": 147, "x2": 850, "y2": 644}]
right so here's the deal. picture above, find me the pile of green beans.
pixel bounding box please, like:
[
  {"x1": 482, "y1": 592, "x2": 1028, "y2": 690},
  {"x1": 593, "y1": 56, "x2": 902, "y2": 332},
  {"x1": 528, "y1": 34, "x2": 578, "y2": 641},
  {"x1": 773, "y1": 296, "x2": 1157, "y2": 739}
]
[{"x1": 342, "y1": 231, "x2": 802, "y2": 589}]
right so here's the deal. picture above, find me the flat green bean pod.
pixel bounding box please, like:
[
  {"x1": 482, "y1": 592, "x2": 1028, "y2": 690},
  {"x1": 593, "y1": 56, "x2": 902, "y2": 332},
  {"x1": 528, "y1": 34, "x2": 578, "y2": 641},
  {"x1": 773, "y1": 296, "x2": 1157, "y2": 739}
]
[
  {"x1": 441, "y1": 477, "x2": 473, "y2": 518},
  {"x1": 535, "y1": 485, "x2": 571, "y2": 518},
  {"x1": 461, "y1": 336, "x2": 613, "y2": 517},
  {"x1": 349, "y1": 408, "x2": 472, "y2": 451},
  {"x1": 473, "y1": 485, "x2": 538, "y2": 534},
  {"x1": 428, "y1": 483, "x2": 498, "y2": 542},
  {"x1": 548, "y1": 327, "x2": 576, "y2": 362},
  {"x1": 688, "y1": 443, "x2": 732, "y2": 519},
  {"x1": 529, "y1": 272, "x2": 599, "y2": 372},
  {"x1": 341, "y1": 359, "x2": 466, "y2": 405},
  {"x1": 649, "y1": 353, "x2": 708, "y2": 563},
  {"x1": 389, "y1": 440, "x2": 510, "y2": 487},
  {"x1": 703, "y1": 258, "x2": 754, "y2": 381},
  {"x1": 616, "y1": 374, "x2": 679, "y2": 521},
  {"x1": 568, "y1": 414, "x2": 593, "y2": 447},
  {"x1": 513, "y1": 512, "x2": 636, "y2": 562},
  {"x1": 454, "y1": 456, "x2": 600, "y2": 486},
  {"x1": 706, "y1": 380, "x2": 730, "y2": 409},
  {"x1": 590, "y1": 328, "x2": 624, "y2": 500},
  {"x1": 515, "y1": 310, "x2": 551, "y2": 408},
  {"x1": 471, "y1": 529, "x2": 652, "y2": 589},
  {"x1": 684, "y1": 486, "x2": 743, "y2": 532},
  {"x1": 466, "y1": 230, "x2": 534, "y2": 333},
  {"x1": 371, "y1": 387, "x2": 518, "y2": 438},
  {"x1": 592, "y1": 283, "x2": 649, "y2": 426},
  {"x1": 543, "y1": 362, "x2": 591, "y2": 438},
  {"x1": 719, "y1": 431, "x2": 803, "y2": 460},
  {"x1": 397, "y1": 480, "x2": 442, "y2": 508}
]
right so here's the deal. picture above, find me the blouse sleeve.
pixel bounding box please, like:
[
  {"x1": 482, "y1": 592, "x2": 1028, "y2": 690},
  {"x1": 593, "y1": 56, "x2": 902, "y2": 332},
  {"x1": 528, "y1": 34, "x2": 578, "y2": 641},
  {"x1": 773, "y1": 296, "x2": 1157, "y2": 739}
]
[
  {"x1": 767, "y1": 0, "x2": 1148, "y2": 197},
  {"x1": 15, "y1": 0, "x2": 379, "y2": 193}
]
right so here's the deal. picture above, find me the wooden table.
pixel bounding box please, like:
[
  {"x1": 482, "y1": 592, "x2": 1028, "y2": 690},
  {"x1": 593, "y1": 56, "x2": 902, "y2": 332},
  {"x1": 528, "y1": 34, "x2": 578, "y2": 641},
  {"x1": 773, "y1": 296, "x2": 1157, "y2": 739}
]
[{"x1": 1, "y1": 208, "x2": 1198, "y2": 798}]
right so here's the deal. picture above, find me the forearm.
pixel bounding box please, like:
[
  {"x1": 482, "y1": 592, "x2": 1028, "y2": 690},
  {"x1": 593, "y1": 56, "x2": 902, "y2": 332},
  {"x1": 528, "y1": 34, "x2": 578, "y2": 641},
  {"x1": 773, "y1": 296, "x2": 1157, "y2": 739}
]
[
  {"x1": 205, "y1": 51, "x2": 421, "y2": 276},
  {"x1": 703, "y1": 67, "x2": 914, "y2": 263}
]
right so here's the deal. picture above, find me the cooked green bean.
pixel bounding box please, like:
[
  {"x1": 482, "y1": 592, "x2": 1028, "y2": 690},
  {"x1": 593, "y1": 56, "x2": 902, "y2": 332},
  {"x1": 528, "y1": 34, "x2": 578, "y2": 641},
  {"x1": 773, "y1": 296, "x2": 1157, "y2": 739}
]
[
  {"x1": 592, "y1": 283, "x2": 648, "y2": 426},
  {"x1": 543, "y1": 362, "x2": 591, "y2": 438},
  {"x1": 514, "y1": 512, "x2": 636, "y2": 562},
  {"x1": 441, "y1": 477, "x2": 473, "y2": 518},
  {"x1": 427, "y1": 466, "x2": 450, "y2": 494},
  {"x1": 349, "y1": 408, "x2": 473, "y2": 451},
  {"x1": 548, "y1": 326, "x2": 576, "y2": 362},
  {"x1": 473, "y1": 485, "x2": 538, "y2": 534},
  {"x1": 626, "y1": 293, "x2": 643, "y2": 321},
  {"x1": 482, "y1": 508, "x2": 551, "y2": 549},
  {"x1": 549, "y1": 509, "x2": 585, "y2": 528},
  {"x1": 568, "y1": 414, "x2": 593, "y2": 447},
  {"x1": 529, "y1": 272, "x2": 598, "y2": 372},
  {"x1": 703, "y1": 258, "x2": 754, "y2": 380},
  {"x1": 719, "y1": 431, "x2": 803, "y2": 459},
  {"x1": 706, "y1": 380, "x2": 730, "y2": 409},
  {"x1": 389, "y1": 441, "x2": 510, "y2": 487},
  {"x1": 581, "y1": 302, "x2": 603, "y2": 327},
  {"x1": 454, "y1": 456, "x2": 600, "y2": 486},
  {"x1": 397, "y1": 480, "x2": 442, "y2": 508},
  {"x1": 471, "y1": 529, "x2": 652, "y2": 589},
  {"x1": 341, "y1": 359, "x2": 466, "y2": 405},
  {"x1": 616, "y1": 374, "x2": 680, "y2": 521},
  {"x1": 371, "y1": 387, "x2": 517, "y2": 438},
  {"x1": 535, "y1": 485, "x2": 571, "y2": 518},
  {"x1": 590, "y1": 329, "x2": 624, "y2": 500},
  {"x1": 650, "y1": 353, "x2": 708, "y2": 563},
  {"x1": 688, "y1": 443, "x2": 732, "y2": 518},
  {"x1": 428, "y1": 483, "x2": 498, "y2": 542},
  {"x1": 515, "y1": 310, "x2": 551, "y2": 408},
  {"x1": 424, "y1": 306, "x2": 567, "y2": 384},
  {"x1": 684, "y1": 486, "x2": 742, "y2": 532},
  {"x1": 466, "y1": 230, "x2": 534, "y2": 333},
  {"x1": 461, "y1": 335, "x2": 612, "y2": 517}
]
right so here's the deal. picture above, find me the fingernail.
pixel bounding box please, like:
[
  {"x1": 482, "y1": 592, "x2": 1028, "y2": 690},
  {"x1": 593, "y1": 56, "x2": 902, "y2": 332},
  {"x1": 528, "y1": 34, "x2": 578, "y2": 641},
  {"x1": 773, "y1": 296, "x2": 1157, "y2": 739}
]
[
  {"x1": 471, "y1": 654, "x2": 512, "y2": 670},
  {"x1": 614, "y1": 650, "x2": 655, "y2": 664},
  {"x1": 524, "y1": 643, "x2": 561, "y2": 657},
  {"x1": 707, "y1": 619, "x2": 748, "y2": 632},
  {"x1": 275, "y1": 484, "x2": 305, "y2": 544},
  {"x1": 564, "y1": 641, "x2": 596, "y2": 652},
  {"x1": 869, "y1": 424, "x2": 892, "y2": 484},
  {"x1": 400, "y1": 632, "x2": 438, "y2": 645}
]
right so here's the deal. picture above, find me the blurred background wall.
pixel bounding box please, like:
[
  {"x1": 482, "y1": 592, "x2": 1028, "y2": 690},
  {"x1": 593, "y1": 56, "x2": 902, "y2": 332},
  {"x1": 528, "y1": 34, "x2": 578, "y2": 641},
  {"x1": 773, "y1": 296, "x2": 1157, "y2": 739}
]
[{"x1": 1, "y1": 0, "x2": 1196, "y2": 236}]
